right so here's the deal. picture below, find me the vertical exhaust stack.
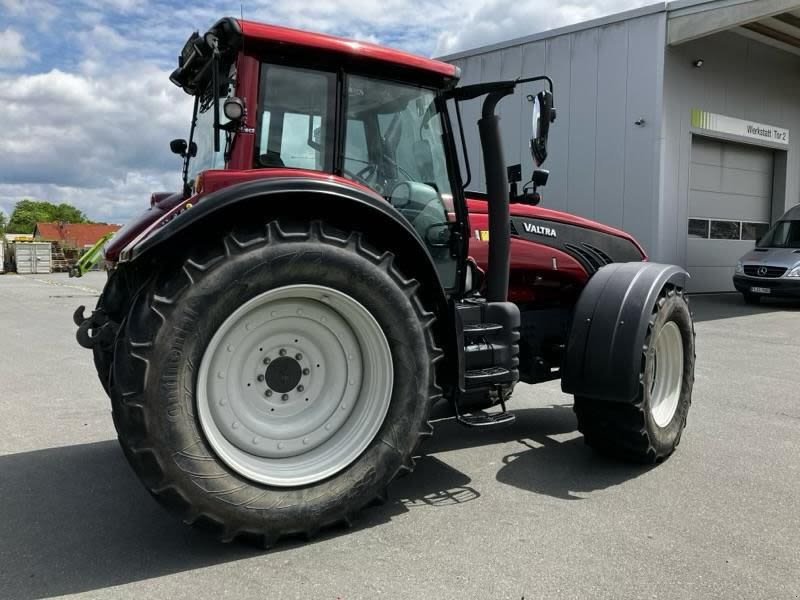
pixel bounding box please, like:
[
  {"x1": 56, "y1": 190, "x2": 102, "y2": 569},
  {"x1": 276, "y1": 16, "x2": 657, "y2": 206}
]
[{"x1": 479, "y1": 89, "x2": 514, "y2": 302}]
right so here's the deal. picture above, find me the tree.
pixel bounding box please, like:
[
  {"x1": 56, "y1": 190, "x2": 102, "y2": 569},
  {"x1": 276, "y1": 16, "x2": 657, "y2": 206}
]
[
  {"x1": 0, "y1": 211, "x2": 6, "y2": 236},
  {"x1": 6, "y1": 199, "x2": 91, "y2": 234}
]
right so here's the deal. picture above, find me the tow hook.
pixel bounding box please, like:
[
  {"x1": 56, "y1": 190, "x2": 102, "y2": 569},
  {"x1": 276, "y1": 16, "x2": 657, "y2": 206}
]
[{"x1": 74, "y1": 305, "x2": 117, "y2": 350}]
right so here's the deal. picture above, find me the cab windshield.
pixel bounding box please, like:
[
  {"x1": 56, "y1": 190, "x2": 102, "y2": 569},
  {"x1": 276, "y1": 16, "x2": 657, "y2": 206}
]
[
  {"x1": 757, "y1": 220, "x2": 800, "y2": 249},
  {"x1": 342, "y1": 75, "x2": 453, "y2": 200}
]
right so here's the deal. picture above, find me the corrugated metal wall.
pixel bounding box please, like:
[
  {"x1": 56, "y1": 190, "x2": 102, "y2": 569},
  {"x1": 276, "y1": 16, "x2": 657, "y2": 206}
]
[
  {"x1": 448, "y1": 11, "x2": 667, "y2": 256},
  {"x1": 661, "y1": 30, "x2": 800, "y2": 267}
]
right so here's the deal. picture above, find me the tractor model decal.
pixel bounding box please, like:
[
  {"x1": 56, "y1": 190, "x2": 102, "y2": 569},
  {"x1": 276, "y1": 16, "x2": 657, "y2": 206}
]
[{"x1": 522, "y1": 222, "x2": 557, "y2": 238}]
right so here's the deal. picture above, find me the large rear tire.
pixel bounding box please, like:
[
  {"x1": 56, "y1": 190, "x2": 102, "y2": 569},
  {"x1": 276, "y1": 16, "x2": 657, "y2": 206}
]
[
  {"x1": 110, "y1": 220, "x2": 440, "y2": 545},
  {"x1": 573, "y1": 285, "x2": 695, "y2": 463}
]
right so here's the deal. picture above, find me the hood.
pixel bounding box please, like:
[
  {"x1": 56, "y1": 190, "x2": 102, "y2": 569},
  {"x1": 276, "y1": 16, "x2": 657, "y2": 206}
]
[
  {"x1": 739, "y1": 247, "x2": 800, "y2": 269},
  {"x1": 465, "y1": 195, "x2": 647, "y2": 259}
]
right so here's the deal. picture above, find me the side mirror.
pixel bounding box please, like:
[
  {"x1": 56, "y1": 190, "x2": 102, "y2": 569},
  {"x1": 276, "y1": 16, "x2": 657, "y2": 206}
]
[
  {"x1": 532, "y1": 168, "x2": 549, "y2": 187},
  {"x1": 169, "y1": 139, "x2": 197, "y2": 158},
  {"x1": 529, "y1": 90, "x2": 555, "y2": 167},
  {"x1": 170, "y1": 138, "x2": 187, "y2": 156}
]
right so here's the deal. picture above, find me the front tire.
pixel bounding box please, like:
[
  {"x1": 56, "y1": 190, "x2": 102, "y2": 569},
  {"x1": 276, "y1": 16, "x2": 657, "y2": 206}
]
[
  {"x1": 743, "y1": 292, "x2": 761, "y2": 305},
  {"x1": 110, "y1": 220, "x2": 440, "y2": 545},
  {"x1": 573, "y1": 286, "x2": 695, "y2": 463}
]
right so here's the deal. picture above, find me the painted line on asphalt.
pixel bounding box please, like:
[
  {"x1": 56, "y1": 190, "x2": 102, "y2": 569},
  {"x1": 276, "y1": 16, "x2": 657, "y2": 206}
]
[{"x1": 18, "y1": 274, "x2": 102, "y2": 295}]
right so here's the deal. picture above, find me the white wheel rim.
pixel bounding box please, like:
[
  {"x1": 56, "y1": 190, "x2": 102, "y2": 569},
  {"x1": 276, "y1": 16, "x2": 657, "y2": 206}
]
[
  {"x1": 648, "y1": 321, "x2": 684, "y2": 428},
  {"x1": 196, "y1": 284, "x2": 393, "y2": 487}
]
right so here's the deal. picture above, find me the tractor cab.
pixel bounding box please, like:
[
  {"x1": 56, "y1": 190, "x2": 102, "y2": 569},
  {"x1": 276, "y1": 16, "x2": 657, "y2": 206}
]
[{"x1": 166, "y1": 19, "x2": 467, "y2": 290}]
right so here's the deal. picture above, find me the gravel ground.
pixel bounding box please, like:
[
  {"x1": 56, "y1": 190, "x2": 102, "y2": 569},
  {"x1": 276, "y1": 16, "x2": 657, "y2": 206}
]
[{"x1": 0, "y1": 271, "x2": 798, "y2": 600}]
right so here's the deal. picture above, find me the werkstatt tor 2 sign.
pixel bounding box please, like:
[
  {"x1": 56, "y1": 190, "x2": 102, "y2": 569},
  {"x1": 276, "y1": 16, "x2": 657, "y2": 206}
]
[{"x1": 692, "y1": 110, "x2": 789, "y2": 146}]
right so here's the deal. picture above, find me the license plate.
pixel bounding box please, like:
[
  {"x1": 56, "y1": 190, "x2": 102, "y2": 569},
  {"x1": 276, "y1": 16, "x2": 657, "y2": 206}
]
[{"x1": 751, "y1": 286, "x2": 771, "y2": 294}]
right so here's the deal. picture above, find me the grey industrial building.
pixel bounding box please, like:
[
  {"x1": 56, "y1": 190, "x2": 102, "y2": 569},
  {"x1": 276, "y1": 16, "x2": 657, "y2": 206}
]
[{"x1": 441, "y1": 0, "x2": 800, "y2": 292}]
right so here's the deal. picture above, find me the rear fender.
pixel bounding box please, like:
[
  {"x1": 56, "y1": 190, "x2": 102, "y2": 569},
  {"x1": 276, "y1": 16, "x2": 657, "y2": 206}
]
[
  {"x1": 113, "y1": 176, "x2": 456, "y2": 384},
  {"x1": 561, "y1": 262, "x2": 689, "y2": 403}
]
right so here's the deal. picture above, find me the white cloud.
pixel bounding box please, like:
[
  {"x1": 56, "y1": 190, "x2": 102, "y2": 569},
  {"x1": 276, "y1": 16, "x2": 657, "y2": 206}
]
[
  {"x1": 0, "y1": 0, "x2": 24, "y2": 13},
  {"x1": 0, "y1": 28, "x2": 34, "y2": 69},
  {"x1": 0, "y1": 0, "x2": 59, "y2": 31},
  {"x1": 0, "y1": 65, "x2": 191, "y2": 220},
  {"x1": 0, "y1": 170, "x2": 181, "y2": 224},
  {"x1": 435, "y1": 0, "x2": 653, "y2": 55}
]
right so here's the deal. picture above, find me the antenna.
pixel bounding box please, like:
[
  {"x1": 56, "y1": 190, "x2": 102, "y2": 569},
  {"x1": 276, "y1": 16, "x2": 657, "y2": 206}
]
[{"x1": 240, "y1": 4, "x2": 246, "y2": 55}]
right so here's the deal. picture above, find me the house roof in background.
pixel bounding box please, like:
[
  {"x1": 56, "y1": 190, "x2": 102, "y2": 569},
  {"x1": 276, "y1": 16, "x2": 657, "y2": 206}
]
[{"x1": 34, "y1": 222, "x2": 121, "y2": 248}]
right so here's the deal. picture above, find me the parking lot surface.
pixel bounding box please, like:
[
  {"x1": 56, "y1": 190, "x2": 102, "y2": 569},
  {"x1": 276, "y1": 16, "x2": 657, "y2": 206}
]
[{"x1": 1, "y1": 272, "x2": 798, "y2": 600}]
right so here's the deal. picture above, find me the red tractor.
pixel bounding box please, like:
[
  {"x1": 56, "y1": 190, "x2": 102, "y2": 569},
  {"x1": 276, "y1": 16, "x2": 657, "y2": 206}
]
[{"x1": 75, "y1": 18, "x2": 695, "y2": 546}]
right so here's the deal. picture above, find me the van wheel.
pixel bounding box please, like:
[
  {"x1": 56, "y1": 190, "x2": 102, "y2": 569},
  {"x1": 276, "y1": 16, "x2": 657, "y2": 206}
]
[{"x1": 743, "y1": 292, "x2": 761, "y2": 305}]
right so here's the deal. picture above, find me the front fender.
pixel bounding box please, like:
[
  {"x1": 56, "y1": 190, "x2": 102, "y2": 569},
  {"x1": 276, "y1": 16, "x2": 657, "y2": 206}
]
[{"x1": 561, "y1": 262, "x2": 689, "y2": 403}]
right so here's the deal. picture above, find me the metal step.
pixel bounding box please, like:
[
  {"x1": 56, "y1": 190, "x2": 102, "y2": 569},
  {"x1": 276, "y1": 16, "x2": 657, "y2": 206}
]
[
  {"x1": 462, "y1": 322, "x2": 504, "y2": 337},
  {"x1": 457, "y1": 410, "x2": 516, "y2": 428},
  {"x1": 464, "y1": 366, "x2": 513, "y2": 387}
]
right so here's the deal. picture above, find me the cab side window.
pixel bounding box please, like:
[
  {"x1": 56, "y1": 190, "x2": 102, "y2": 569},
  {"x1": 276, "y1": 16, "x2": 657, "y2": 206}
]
[{"x1": 256, "y1": 65, "x2": 334, "y2": 171}]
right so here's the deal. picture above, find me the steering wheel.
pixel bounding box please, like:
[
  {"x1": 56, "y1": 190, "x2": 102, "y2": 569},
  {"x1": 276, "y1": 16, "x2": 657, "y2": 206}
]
[{"x1": 343, "y1": 163, "x2": 378, "y2": 187}]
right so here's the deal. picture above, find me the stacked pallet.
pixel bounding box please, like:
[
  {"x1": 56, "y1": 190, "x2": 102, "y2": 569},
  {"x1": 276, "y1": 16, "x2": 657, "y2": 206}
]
[{"x1": 51, "y1": 245, "x2": 70, "y2": 273}]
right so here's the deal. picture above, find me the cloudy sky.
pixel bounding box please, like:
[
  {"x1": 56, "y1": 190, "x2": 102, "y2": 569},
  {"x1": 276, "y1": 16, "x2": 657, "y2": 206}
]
[{"x1": 0, "y1": 0, "x2": 652, "y2": 224}]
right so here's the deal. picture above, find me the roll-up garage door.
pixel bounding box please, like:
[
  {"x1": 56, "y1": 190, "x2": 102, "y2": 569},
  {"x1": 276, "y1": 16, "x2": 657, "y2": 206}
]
[{"x1": 686, "y1": 136, "x2": 774, "y2": 292}]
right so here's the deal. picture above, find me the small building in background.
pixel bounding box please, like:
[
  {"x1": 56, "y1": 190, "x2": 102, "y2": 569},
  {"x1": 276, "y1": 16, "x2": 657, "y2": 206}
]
[
  {"x1": 33, "y1": 222, "x2": 121, "y2": 249},
  {"x1": 33, "y1": 222, "x2": 121, "y2": 272},
  {"x1": 2, "y1": 234, "x2": 35, "y2": 274}
]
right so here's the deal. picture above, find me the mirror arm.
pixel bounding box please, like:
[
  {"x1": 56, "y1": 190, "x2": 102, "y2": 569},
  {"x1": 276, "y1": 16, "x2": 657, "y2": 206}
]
[
  {"x1": 515, "y1": 75, "x2": 554, "y2": 100},
  {"x1": 509, "y1": 180, "x2": 519, "y2": 203}
]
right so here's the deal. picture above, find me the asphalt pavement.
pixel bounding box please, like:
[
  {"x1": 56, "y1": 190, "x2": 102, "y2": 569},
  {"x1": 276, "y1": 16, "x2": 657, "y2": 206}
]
[{"x1": 0, "y1": 272, "x2": 798, "y2": 600}]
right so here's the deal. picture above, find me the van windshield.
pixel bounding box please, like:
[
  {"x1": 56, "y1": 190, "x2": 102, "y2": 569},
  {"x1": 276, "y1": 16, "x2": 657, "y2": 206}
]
[{"x1": 757, "y1": 220, "x2": 800, "y2": 249}]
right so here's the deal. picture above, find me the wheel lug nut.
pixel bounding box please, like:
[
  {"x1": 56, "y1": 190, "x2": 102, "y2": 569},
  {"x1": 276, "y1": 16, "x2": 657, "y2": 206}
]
[
  {"x1": 302, "y1": 368, "x2": 310, "y2": 376},
  {"x1": 263, "y1": 357, "x2": 270, "y2": 365},
  {"x1": 257, "y1": 374, "x2": 264, "y2": 382},
  {"x1": 279, "y1": 349, "x2": 287, "y2": 356},
  {"x1": 265, "y1": 390, "x2": 272, "y2": 397},
  {"x1": 281, "y1": 394, "x2": 289, "y2": 401},
  {"x1": 297, "y1": 385, "x2": 304, "y2": 392},
  {"x1": 295, "y1": 353, "x2": 303, "y2": 361}
]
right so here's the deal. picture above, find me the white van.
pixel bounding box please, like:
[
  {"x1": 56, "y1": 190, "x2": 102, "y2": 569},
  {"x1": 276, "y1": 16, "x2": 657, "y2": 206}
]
[{"x1": 733, "y1": 204, "x2": 800, "y2": 304}]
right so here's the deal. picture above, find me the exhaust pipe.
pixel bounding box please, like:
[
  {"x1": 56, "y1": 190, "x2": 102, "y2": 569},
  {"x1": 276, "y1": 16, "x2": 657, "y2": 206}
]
[{"x1": 479, "y1": 90, "x2": 513, "y2": 303}]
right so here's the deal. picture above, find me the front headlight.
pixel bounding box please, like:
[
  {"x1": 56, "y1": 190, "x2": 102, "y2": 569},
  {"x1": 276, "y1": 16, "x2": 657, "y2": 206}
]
[
  {"x1": 787, "y1": 265, "x2": 800, "y2": 278},
  {"x1": 735, "y1": 261, "x2": 744, "y2": 274}
]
